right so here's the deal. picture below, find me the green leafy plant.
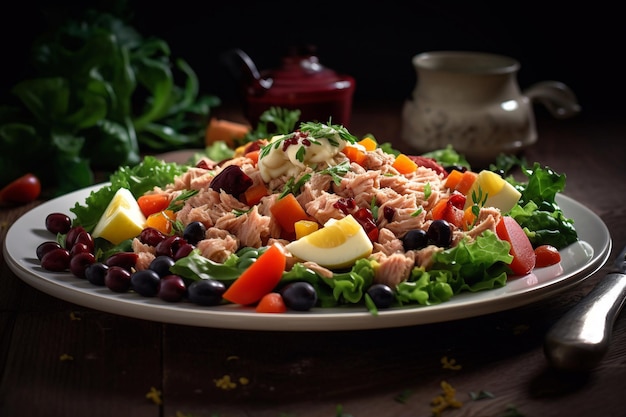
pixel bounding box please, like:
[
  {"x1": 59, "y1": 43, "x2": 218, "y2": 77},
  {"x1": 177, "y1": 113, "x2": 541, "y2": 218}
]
[{"x1": 0, "y1": 9, "x2": 220, "y2": 195}]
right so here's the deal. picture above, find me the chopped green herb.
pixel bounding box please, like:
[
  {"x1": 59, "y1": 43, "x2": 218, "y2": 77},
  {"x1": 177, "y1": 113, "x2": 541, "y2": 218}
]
[
  {"x1": 299, "y1": 121, "x2": 357, "y2": 143},
  {"x1": 279, "y1": 173, "x2": 312, "y2": 198},
  {"x1": 320, "y1": 161, "x2": 351, "y2": 185},
  {"x1": 295, "y1": 145, "x2": 306, "y2": 163},
  {"x1": 167, "y1": 189, "x2": 199, "y2": 212},
  {"x1": 469, "y1": 390, "x2": 495, "y2": 400},
  {"x1": 424, "y1": 182, "x2": 432, "y2": 199},
  {"x1": 370, "y1": 196, "x2": 379, "y2": 220}
]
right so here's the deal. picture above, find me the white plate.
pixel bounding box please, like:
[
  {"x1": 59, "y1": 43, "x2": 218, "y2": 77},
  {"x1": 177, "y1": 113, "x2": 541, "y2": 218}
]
[{"x1": 4, "y1": 185, "x2": 612, "y2": 331}]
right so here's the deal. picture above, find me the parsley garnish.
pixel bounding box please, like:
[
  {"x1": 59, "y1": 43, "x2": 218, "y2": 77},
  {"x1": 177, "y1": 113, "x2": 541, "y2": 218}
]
[
  {"x1": 320, "y1": 161, "x2": 351, "y2": 185},
  {"x1": 167, "y1": 189, "x2": 199, "y2": 212},
  {"x1": 299, "y1": 121, "x2": 357, "y2": 143},
  {"x1": 279, "y1": 173, "x2": 312, "y2": 198}
]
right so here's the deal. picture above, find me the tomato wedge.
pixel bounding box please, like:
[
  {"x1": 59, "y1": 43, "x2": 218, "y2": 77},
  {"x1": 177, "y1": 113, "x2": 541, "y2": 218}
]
[
  {"x1": 496, "y1": 216, "x2": 536, "y2": 275},
  {"x1": 534, "y1": 244, "x2": 561, "y2": 267},
  {"x1": 137, "y1": 194, "x2": 170, "y2": 217},
  {"x1": 255, "y1": 292, "x2": 287, "y2": 313},
  {"x1": 222, "y1": 244, "x2": 287, "y2": 305},
  {"x1": 0, "y1": 173, "x2": 41, "y2": 204}
]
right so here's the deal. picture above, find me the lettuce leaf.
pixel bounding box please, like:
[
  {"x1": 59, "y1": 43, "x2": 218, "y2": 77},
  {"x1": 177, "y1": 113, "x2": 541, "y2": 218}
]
[
  {"x1": 70, "y1": 156, "x2": 188, "y2": 232},
  {"x1": 397, "y1": 231, "x2": 511, "y2": 306}
]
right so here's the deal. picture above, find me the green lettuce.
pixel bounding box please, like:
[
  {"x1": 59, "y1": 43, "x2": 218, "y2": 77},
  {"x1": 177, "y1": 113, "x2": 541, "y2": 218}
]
[{"x1": 70, "y1": 156, "x2": 188, "y2": 232}]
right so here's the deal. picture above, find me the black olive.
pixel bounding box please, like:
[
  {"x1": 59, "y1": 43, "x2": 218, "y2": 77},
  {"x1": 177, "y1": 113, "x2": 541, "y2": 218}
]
[
  {"x1": 402, "y1": 229, "x2": 429, "y2": 251},
  {"x1": 427, "y1": 219, "x2": 452, "y2": 248},
  {"x1": 280, "y1": 282, "x2": 318, "y2": 311},
  {"x1": 367, "y1": 284, "x2": 395, "y2": 309},
  {"x1": 183, "y1": 221, "x2": 207, "y2": 245}
]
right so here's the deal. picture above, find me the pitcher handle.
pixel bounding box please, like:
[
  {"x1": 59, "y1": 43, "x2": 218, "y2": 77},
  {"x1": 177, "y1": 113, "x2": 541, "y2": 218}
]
[{"x1": 523, "y1": 81, "x2": 581, "y2": 119}]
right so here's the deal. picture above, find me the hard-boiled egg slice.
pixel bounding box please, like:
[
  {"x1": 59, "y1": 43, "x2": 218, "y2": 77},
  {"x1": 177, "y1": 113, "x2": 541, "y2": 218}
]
[
  {"x1": 464, "y1": 170, "x2": 521, "y2": 214},
  {"x1": 92, "y1": 188, "x2": 147, "y2": 245},
  {"x1": 285, "y1": 214, "x2": 373, "y2": 269}
]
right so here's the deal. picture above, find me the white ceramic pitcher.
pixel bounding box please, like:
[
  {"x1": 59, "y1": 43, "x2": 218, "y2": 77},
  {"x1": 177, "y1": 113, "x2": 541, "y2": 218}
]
[{"x1": 401, "y1": 51, "x2": 580, "y2": 165}]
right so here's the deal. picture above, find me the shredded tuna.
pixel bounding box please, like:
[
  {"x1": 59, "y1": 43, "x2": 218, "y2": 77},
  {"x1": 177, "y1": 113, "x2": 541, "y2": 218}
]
[
  {"x1": 372, "y1": 251, "x2": 415, "y2": 287},
  {"x1": 132, "y1": 238, "x2": 156, "y2": 271},
  {"x1": 133, "y1": 136, "x2": 505, "y2": 292}
]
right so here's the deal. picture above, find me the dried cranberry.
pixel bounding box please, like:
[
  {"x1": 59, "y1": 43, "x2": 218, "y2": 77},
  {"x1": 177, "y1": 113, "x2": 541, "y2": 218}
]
[{"x1": 383, "y1": 206, "x2": 395, "y2": 223}]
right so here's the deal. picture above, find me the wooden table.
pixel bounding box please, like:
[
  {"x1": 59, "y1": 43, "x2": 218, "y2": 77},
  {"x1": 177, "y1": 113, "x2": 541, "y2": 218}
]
[{"x1": 2, "y1": 101, "x2": 625, "y2": 417}]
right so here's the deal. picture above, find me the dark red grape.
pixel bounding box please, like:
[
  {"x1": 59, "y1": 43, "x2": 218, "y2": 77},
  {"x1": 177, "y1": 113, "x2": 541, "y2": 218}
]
[
  {"x1": 45, "y1": 212, "x2": 72, "y2": 234},
  {"x1": 70, "y1": 252, "x2": 96, "y2": 278},
  {"x1": 158, "y1": 274, "x2": 186, "y2": 302},
  {"x1": 65, "y1": 226, "x2": 86, "y2": 250},
  {"x1": 74, "y1": 231, "x2": 94, "y2": 253},
  {"x1": 105, "y1": 252, "x2": 138, "y2": 271},
  {"x1": 41, "y1": 248, "x2": 71, "y2": 272},
  {"x1": 70, "y1": 243, "x2": 91, "y2": 257},
  {"x1": 105, "y1": 266, "x2": 132, "y2": 293},
  {"x1": 140, "y1": 227, "x2": 167, "y2": 246},
  {"x1": 155, "y1": 235, "x2": 187, "y2": 258},
  {"x1": 174, "y1": 243, "x2": 195, "y2": 260},
  {"x1": 36, "y1": 241, "x2": 62, "y2": 261}
]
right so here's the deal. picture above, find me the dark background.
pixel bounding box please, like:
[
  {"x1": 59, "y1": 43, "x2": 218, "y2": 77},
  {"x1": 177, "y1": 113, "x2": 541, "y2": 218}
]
[{"x1": 3, "y1": 1, "x2": 623, "y2": 119}]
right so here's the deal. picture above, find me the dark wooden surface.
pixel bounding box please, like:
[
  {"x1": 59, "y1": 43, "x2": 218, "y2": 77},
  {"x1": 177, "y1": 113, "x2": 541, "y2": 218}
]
[{"x1": 1, "y1": 101, "x2": 625, "y2": 417}]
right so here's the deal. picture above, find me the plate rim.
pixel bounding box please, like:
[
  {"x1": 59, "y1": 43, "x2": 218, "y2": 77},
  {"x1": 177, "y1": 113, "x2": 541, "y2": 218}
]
[{"x1": 3, "y1": 185, "x2": 612, "y2": 331}]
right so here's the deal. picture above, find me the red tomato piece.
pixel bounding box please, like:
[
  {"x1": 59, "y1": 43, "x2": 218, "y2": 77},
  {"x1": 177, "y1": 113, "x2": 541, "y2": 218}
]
[
  {"x1": 496, "y1": 216, "x2": 536, "y2": 275},
  {"x1": 0, "y1": 173, "x2": 41, "y2": 204},
  {"x1": 432, "y1": 194, "x2": 466, "y2": 228},
  {"x1": 407, "y1": 155, "x2": 447, "y2": 176},
  {"x1": 137, "y1": 194, "x2": 170, "y2": 217},
  {"x1": 534, "y1": 245, "x2": 561, "y2": 267},
  {"x1": 255, "y1": 292, "x2": 287, "y2": 313},
  {"x1": 222, "y1": 244, "x2": 287, "y2": 305}
]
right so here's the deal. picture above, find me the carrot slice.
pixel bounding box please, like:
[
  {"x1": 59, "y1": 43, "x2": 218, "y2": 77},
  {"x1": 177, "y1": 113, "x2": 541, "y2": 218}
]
[
  {"x1": 455, "y1": 171, "x2": 478, "y2": 195},
  {"x1": 205, "y1": 118, "x2": 250, "y2": 147},
  {"x1": 444, "y1": 169, "x2": 464, "y2": 190},
  {"x1": 357, "y1": 137, "x2": 377, "y2": 151},
  {"x1": 343, "y1": 146, "x2": 367, "y2": 166},
  {"x1": 145, "y1": 210, "x2": 175, "y2": 235},
  {"x1": 269, "y1": 193, "x2": 309, "y2": 234},
  {"x1": 255, "y1": 292, "x2": 287, "y2": 313},
  {"x1": 244, "y1": 183, "x2": 269, "y2": 206},
  {"x1": 392, "y1": 153, "x2": 418, "y2": 174},
  {"x1": 223, "y1": 244, "x2": 287, "y2": 305},
  {"x1": 245, "y1": 149, "x2": 260, "y2": 165}
]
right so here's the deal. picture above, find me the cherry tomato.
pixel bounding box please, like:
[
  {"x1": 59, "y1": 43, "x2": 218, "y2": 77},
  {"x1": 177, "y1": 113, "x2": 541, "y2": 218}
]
[
  {"x1": 0, "y1": 173, "x2": 41, "y2": 204},
  {"x1": 534, "y1": 244, "x2": 561, "y2": 267}
]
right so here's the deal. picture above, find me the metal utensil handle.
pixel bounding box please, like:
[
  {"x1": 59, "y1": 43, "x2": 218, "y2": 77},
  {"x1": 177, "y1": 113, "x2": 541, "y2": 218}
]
[{"x1": 544, "y1": 272, "x2": 626, "y2": 371}]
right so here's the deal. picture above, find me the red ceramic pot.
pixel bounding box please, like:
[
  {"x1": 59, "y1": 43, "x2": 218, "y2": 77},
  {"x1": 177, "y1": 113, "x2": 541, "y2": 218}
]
[{"x1": 228, "y1": 48, "x2": 356, "y2": 128}]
